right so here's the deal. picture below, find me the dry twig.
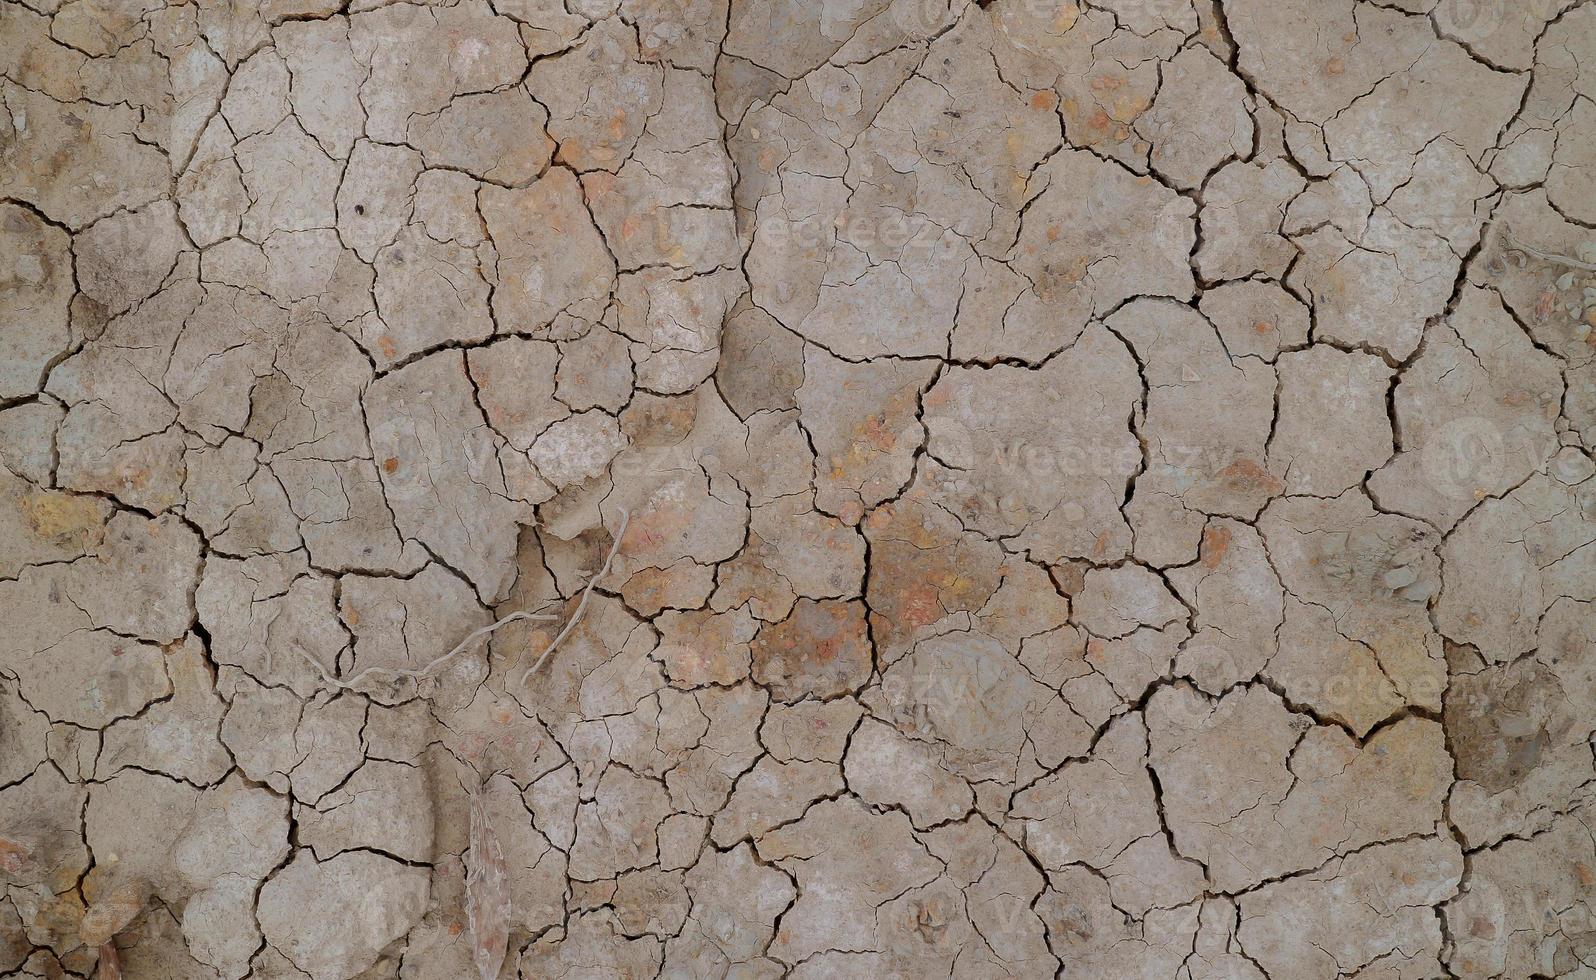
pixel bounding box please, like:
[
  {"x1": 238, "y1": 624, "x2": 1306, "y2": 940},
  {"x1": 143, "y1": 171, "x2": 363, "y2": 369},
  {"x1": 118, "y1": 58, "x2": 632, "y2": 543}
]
[
  {"x1": 296, "y1": 509, "x2": 630, "y2": 693},
  {"x1": 1502, "y1": 226, "x2": 1596, "y2": 272},
  {"x1": 296, "y1": 609, "x2": 559, "y2": 691},
  {"x1": 519, "y1": 509, "x2": 630, "y2": 686}
]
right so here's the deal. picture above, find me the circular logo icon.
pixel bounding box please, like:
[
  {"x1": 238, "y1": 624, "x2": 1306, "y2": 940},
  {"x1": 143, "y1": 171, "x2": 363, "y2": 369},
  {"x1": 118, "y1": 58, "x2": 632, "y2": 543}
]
[
  {"x1": 1431, "y1": 0, "x2": 1505, "y2": 45},
  {"x1": 1420, "y1": 416, "x2": 1505, "y2": 501}
]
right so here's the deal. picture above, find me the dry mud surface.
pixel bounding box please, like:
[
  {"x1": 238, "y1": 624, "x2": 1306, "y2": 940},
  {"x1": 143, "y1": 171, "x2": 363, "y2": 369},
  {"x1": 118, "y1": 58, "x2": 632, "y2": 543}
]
[{"x1": 3, "y1": 0, "x2": 1596, "y2": 977}]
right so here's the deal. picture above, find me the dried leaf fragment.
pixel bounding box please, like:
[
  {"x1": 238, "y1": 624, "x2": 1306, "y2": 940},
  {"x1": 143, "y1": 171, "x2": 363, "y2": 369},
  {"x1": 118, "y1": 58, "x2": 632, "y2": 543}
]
[{"x1": 466, "y1": 777, "x2": 512, "y2": 980}]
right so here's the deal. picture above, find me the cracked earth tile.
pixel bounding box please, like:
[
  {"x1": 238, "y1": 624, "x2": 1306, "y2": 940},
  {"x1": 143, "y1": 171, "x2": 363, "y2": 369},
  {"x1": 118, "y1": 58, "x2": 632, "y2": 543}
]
[
  {"x1": 0, "y1": 473, "x2": 109, "y2": 579},
  {"x1": 1147, "y1": 685, "x2": 1451, "y2": 892},
  {"x1": 1197, "y1": 279, "x2": 1311, "y2": 364},
  {"x1": 922, "y1": 323, "x2": 1143, "y2": 563},
  {"x1": 348, "y1": 0, "x2": 527, "y2": 146},
  {"x1": 1268, "y1": 595, "x2": 1408, "y2": 738},
  {"x1": 182, "y1": 437, "x2": 302, "y2": 556},
  {"x1": 757, "y1": 795, "x2": 942, "y2": 965},
  {"x1": 0, "y1": 202, "x2": 72, "y2": 401},
  {"x1": 1013, "y1": 152, "x2": 1195, "y2": 319},
  {"x1": 611, "y1": 865, "x2": 690, "y2": 937},
  {"x1": 444, "y1": 763, "x2": 567, "y2": 936},
  {"x1": 370, "y1": 225, "x2": 495, "y2": 368},
  {"x1": 198, "y1": 554, "x2": 346, "y2": 698},
  {"x1": 518, "y1": 909, "x2": 662, "y2": 978},
  {"x1": 335, "y1": 140, "x2": 422, "y2": 264},
  {"x1": 257, "y1": 850, "x2": 429, "y2": 980},
  {"x1": 553, "y1": 324, "x2": 634, "y2": 413},
  {"x1": 1073, "y1": 564, "x2": 1186, "y2": 641},
  {"x1": 178, "y1": 118, "x2": 248, "y2": 248},
  {"x1": 798, "y1": 347, "x2": 935, "y2": 520},
  {"x1": 221, "y1": 47, "x2": 290, "y2": 141},
  {"x1": 1287, "y1": 213, "x2": 1461, "y2": 362},
  {"x1": 0, "y1": 83, "x2": 170, "y2": 229},
  {"x1": 655, "y1": 605, "x2": 758, "y2": 687},
  {"x1": 1436, "y1": 470, "x2": 1596, "y2": 663},
  {"x1": 761, "y1": 698, "x2": 863, "y2": 766},
  {"x1": 220, "y1": 684, "x2": 365, "y2": 803},
  {"x1": 480, "y1": 168, "x2": 616, "y2": 333},
  {"x1": 1238, "y1": 835, "x2": 1462, "y2": 980},
  {"x1": 0, "y1": 679, "x2": 48, "y2": 788},
  {"x1": 1445, "y1": 796, "x2": 1596, "y2": 978},
  {"x1": 366, "y1": 352, "x2": 537, "y2": 604},
  {"x1": 0, "y1": 765, "x2": 88, "y2": 899},
  {"x1": 236, "y1": 117, "x2": 341, "y2": 241},
  {"x1": 1387, "y1": 138, "x2": 1499, "y2": 253},
  {"x1": 748, "y1": 597, "x2": 872, "y2": 702},
  {"x1": 1491, "y1": 4, "x2": 1593, "y2": 181},
  {"x1": 1195, "y1": 160, "x2": 1306, "y2": 282},
  {"x1": 299, "y1": 759, "x2": 432, "y2": 864},
  {"x1": 919, "y1": 818, "x2": 1057, "y2": 974},
  {"x1": 615, "y1": 267, "x2": 745, "y2": 394},
  {"x1": 723, "y1": 0, "x2": 950, "y2": 82},
  {"x1": 1259, "y1": 492, "x2": 1446, "y2": 713},
  {"x1": 464, "y1": 337, "x2": 564, "y2": 453},
  {"x1": 96, "y1": 635, "x2": 230, "y2": 786},
  {"x1": 663, "y1": 841, "x2": 791, "y2": 976},
  {"x1": 747, "y1": 175, "x2": 969, "y2": 360},
  {"x1": 568, "y1": 766, "x2": 672, "y2": 881},
  {"x1": 1138, "y1": 46, "x2": 1252, "y2": 190},
  {"x1": 1011, "y1": 713, "x2": 1166, "y2": 882},
  {"x1": 409, "y1": 86, "x2": 552, "y2": 187},
  {"x1": 527, "y1": 409, "x2": 627, "y2": 492},
  {"x1": 1268, "y1": 346, "x2": 1394, "y2": 497},
  {"x1": 988, "y1": 4, "x2": 1170, "y2": 170},
  {"x1": 845, "y1": 716, "x2": 973, "y2": 829},
  {"x1": 1168, "y1": 520, "x2": 1283, "y2": 693},
  {"x1": 846, "y1": 12, "x2": 1062, "y2": 254},
  {"x1": 274, "y1": 17, "x2": 364, "y2": 159},
  {"x1": 1035, "y1": 864, "x2": 1198, "y2": 976},
  {"x1": 1180, "y1": 899, "x2": 1265, "y2": 980},
  {"x1": 871, "y1": 628, "x2": 1093, "y2": 786},
  {"x1": 0, "y1": 400, "x2": 62, "y2": 487},
  {"x1": 711, "y1": 491, "x2": 865, "y2": 622},
  {"x1": 1368, "y1": 285, "x2": 1563, "y2": 530},
  {"x1": 339, "y1": 562, "x2": 493, "y2": 701},
  {"x1": 1112, "y1": 299, "x2": 1278, "y2": 565},
  {"x1": 1229, "y1": 0, "x2": 1522, "y2": 196},
  {"x1": 583, "y1": 69, "x2": 736, "y2": 273},
  {"x1": 158, "y1": 290, "x2": 276, "y2": 441},
  {"x1": 1445, "y1": 604, "x2": 1596, "y2": 849},
  {"x1": 711, "y1": 755, "x2": 844, "y2": 846},
  {"x1": 664, "y1": 682, "x2": 767, "y2": 815},
  {"x1": 409, "y1": 169, "x2": 485, "y2": 247},
  {"x1": 527, "y1": 17, "x2": 663, "y2": 174},
  {"x1": 860, "y1": 490, "x2": 1004, "y2": 662},
  {"x1": 74, "y1": 200, "x2": 187, "y2": 320}
]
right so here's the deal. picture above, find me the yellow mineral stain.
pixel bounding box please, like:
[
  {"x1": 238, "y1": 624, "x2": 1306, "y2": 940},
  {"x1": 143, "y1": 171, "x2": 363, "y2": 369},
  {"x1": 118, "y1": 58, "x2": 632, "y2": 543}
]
[{"x1": 20, "y1": 491, "x2": 103, "y2": 539}]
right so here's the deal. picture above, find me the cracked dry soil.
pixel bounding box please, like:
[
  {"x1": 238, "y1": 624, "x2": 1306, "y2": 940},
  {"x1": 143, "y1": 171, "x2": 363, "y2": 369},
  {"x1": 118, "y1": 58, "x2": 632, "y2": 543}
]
[{"x1": 2, "y1": 0, "x2": 1596, "y2": 977}]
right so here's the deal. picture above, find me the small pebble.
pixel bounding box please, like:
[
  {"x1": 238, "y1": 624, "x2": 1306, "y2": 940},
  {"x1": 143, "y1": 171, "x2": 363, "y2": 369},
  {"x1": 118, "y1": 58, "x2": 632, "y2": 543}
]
[
  {"x1": 1399, "y1": 580, "x2": 1436, "y2": 603},
  {"x1": 1383, "y1": 565, "x2": 1418, "y2": 590},
  {"x1": 1551, "y1": 448, "x2": 1596, "y2": 485}
]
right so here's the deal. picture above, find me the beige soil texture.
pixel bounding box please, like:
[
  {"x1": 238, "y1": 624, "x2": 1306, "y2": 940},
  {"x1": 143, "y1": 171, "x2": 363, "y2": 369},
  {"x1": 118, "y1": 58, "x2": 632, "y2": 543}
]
[{"x1": 2, "y1": 0, "x2": 1596, "y2": 977}]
